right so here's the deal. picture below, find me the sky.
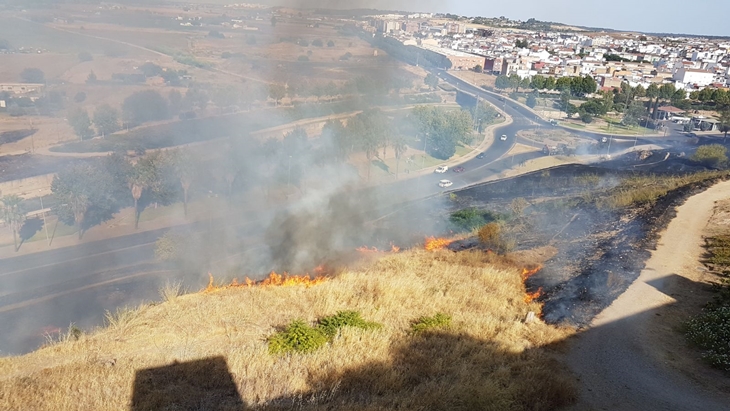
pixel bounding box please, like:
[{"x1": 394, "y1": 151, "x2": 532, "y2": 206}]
[{"x1": 276, "y1": 0, "x2": 730, "y2": 37}]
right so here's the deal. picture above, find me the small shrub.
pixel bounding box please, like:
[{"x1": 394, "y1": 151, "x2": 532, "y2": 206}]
[
  {"x1": 450, "y1": 208, "x2": 486, "y2": 230},
  {"x1": 477, "y1": 222, "x2": 515, "y2": 253},
  {"x1": 317, "y1": 310, "x2": 381, "y2": 338},
  {"x1": 580, "y1": 113, "x2": 593, "y2": 123},
  {"x1": 411, "y1": 313, "x2": 451, "y2": 333},
  {"x1": 268, "y1": 320, "x2": 328, "y2": 355},
  {"x1": 297, "y1": 55, "x2": 309, "y2": 62},
  {"x1": 159, "y1": 281, "x2": 183, "y2": 302},
  {"x1": 268, "y1": 311, "x2": 381, "y2": 355},
  {"x1": 692, "y1": 144, "x2": 727, "y2": 168},
  {"x1": 685, "y1": 306, "x2": 730, "y2": 370}
]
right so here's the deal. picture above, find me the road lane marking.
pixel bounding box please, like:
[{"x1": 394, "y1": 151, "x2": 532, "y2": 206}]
[
  {"x1": 0, "y1": 243, "x2": 154, "y2": 278},
  {"x1": 0, "y1": 269, "x2": 175, "y2": 314}
]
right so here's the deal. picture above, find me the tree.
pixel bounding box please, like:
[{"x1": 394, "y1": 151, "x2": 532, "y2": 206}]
[
  {"x1": 622, "y1": 101, "x2": 646, "y2": 126},
  {"x1": 139, "y1": 62, "x2": 163, "y2": 77},
  {"x1": 691, "y1": 144, "x2": 727, "y2": 168},
  {"x1": 122, "y1": 90, "x2": 169, "y2": 126},
  {"x1": 86, "y1": 70, "x2": 97, "y2": 84},
  {"x1": 473, "y1": 64, "x2": 483, "y2": 73},
  {"x1": 413, "y1": 106, "x2": 473, "y2": 161},
  {"x1": 74, "y1": 92, "x2": 86, "y2": 103},
  {"x1": 424, "y1": 73, "x2": 439, "y2": 90},
  {"x1": 327, "y1": 40, "x2": 335, "y2": 47},
  {"x1": 68, "y1": 108, "x2": 94, "y2": 140},
  {"x1": 184, "y1": 87, "x2": 209, "y2": 110},
  {"x1": 128, "y1": 154, "x2": 161, "y2": 229},
  {"x1": 169, "y1": 149, "x2": 197, "y2": 217},
  {"x1": 20, "y1": 68, "x2": 45, "y2": 83},
  {"x1": 1, "y1": 195, "x2": 25, "y2": 252},
  {"x1": 580, "y1": 112, "x2": 593, "y2": 123},
  {"x1": 495, "y1": 75, "x2": 511, "y2": 90},
  {"x1": 526, "y1": 93, "x2": 537, "y2": 108},
  {"x1": 312, "y1": 39, "x2": 324, "y2": 47},
  {"x1": 565, "y1": 103, "x2": 578, "y2": 118},
  {"x1": 530, "y1": 75, "x2": 545, "y2": 90},
  {"x1": 392, "y1": 133, "x2": 408, "y2": 179},
  {"x1": 269, "y1": 84, "x2": 286, "y2": 106},
  {"x1": 555, "y1": 76, "x2": 572, "y2": 92},
  {"x1": 93, "y1": 104, "x2": 120, "y2": 137},
  {"x1": 321, "y1": 120, "x2": 350, "y2": 162},
  {"x1": 271, "y1": 15, "x2": 277, "y2": 27},
  {"x1": 718, "y1": 110, "x2": 730, "y2": 140},
  {"x1": 543, "y1": 76, "x2": 556, "y2": 91}
]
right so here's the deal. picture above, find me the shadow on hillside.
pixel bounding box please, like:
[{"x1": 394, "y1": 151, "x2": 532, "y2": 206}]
[
  {"x1": 131, "y1": 356, "x2": 244, "y2": 411},
  {"x1": 260, "y1": 331, "x2": 575, "y2": 411},
  {"x1": 128, "y1": 275, "x2": 726, "y2": 411}
]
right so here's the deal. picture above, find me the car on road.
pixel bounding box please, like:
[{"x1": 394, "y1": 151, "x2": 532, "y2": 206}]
[
  {"x1": 434, "y1": 165, "x2": 448, "y2": 173},
  {"x1": 500, "y1": 134, "x2": 508, "y2": 141},
  {"x1": 601, "y1": 136, "x2": 608, "y2": 143},
  {"x1": 452, "y1": 166, "x2": 465, "y2": 173},
  {"x1": 476, "y1": 152, "x2": 486, "y2": 159},
  {"x1": 438, "y1": 179, "x2": 453, "y2": 188}
]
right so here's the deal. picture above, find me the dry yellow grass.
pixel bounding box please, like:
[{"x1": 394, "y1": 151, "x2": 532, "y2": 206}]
[{"x1": 0, "y1": 249, "x2": 575, "y2": 410}]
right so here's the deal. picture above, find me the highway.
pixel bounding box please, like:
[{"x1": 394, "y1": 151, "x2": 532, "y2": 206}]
[{"x1": 0, "y1": 70, "x2": 679, "y2": 355}]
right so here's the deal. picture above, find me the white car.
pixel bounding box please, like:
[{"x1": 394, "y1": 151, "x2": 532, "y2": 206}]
[
  {"x1": 434, "y1": 165, "x2": 449, "y2": 173},
  {"x1": 438, "y1": 179, "x2": 453, "y2": 188},
  {"x1": 500, "y1": 134, "x2": 508, "y2": 141}
]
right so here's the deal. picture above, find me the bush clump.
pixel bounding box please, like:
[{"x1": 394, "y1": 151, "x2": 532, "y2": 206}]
[
  {"x1": 477, "y1": 222, "x2": 515, "y2": 253},
  {"x1": 685, "y1": 306, "x2": 730, "y2": 370},
  {"x1": 268, "y1": 311, "x2": 381, "y2": 355},
  {"x1": 691, "y1": 144, "x2": 728, "y2": 168},
  {"x1": 450, "y1": 208, "x2": 486, "y2": 230},
  {"x1": 411, "y1": 313, "x2": 452, "y2": 333}
]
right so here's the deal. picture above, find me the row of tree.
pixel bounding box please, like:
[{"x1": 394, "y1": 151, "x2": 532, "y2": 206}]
[{"x1": 495, "y1": 74, "x2": 598, "y2": 97}]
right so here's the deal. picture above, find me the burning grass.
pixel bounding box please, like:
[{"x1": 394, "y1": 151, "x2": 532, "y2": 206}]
[
  {"x1": 0, "y1": 249, "x2": 575, "y2": 411},
  {"x1": 203, "y1": 270, "x2": 327, "y2": 292}
]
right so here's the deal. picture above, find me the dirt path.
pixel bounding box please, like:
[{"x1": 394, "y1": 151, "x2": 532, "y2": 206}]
[{"x1": 565, "y1": 180, "x2": 730, "y2": 411}]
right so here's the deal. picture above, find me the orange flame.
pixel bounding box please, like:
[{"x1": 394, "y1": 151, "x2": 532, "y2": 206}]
[
  {"x1": 203, "y1": 271, "x2": 326, "y2": 293},
  {"x1": 390, "y1": 243, "x2": 400, "y2": 253},
  {"x1": 521, "y1": 265, "x2": 542, "y2": 281},
  {"x1": 524, "y1": 287, "x2": 543, "y2": 303},
  {"x1": 356, "y1": 246, "x2": 379, "y2": 253},
  {"x1": 424, "y1": 237, "x2": 452, "y2": 251}
]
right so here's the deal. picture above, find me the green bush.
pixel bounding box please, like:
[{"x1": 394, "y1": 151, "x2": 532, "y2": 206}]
[
  {"x1": 317, "y1": 310, "x2": 381, "y2": 338},
  {"x1": 691, "y1": 144, "x2": 727, "y2": 168},
  {"x1": 268, "y1": 320, "x2": 328, "y2": 355},
  {"x1": 450, "y1": 208, "x2": 486, "y2": 230},
  {"x1": 685, "y1": 306, "x2": 730, "y2": 370},
  {"x1": 411, "y1": 313, "x2": 452, "y2": 333},
  {"x1": 268, "y1": 311, "x2": 381, "y2": 355}
]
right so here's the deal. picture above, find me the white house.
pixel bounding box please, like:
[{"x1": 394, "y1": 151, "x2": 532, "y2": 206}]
[{"x1": 673, "y1": 68, "x2": 715, "y2": 87}]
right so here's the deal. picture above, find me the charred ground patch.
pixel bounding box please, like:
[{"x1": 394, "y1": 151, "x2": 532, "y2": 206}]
[{"x1": 373, "y1": 158, "x2": 730, "y2": 327}]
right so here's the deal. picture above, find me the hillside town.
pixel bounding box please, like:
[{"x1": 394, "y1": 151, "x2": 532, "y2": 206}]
[{"x1": 362, "y1": 14, "x2": 730, "y2": 95}]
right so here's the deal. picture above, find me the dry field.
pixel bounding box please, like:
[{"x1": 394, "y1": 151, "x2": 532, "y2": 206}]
[{"x1": 0, "y1": 248, "x2": 575, "y2": 411}]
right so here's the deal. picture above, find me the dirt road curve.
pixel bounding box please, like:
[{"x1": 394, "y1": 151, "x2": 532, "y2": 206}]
[{"x1": 566, "y1": 180, "x2": 730, "y2": 411}]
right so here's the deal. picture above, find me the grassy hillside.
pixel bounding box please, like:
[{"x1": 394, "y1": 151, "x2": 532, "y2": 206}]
[{"x1": 0, "y1": 248, "x2": 575, "y2": 411}]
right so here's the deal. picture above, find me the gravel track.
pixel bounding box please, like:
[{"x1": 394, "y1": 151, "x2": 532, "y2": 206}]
[{"x1": 565, "y1": 180, "x2": 730, "y2": 411}]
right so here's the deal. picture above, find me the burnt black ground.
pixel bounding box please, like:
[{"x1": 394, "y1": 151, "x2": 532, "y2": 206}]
[{"x1": 376, "y1": 157, "x2": 727, "y2": 327}]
